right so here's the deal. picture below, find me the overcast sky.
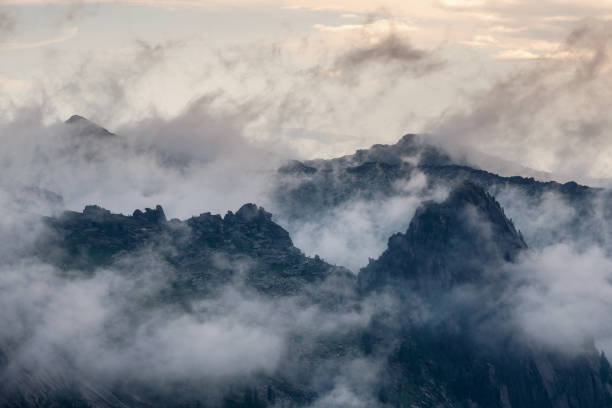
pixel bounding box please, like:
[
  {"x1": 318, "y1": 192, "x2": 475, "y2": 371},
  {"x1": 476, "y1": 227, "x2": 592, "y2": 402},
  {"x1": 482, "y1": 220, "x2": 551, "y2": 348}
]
[{"x1": 1, "y1": 0, "x2": 612, "y2": 181}]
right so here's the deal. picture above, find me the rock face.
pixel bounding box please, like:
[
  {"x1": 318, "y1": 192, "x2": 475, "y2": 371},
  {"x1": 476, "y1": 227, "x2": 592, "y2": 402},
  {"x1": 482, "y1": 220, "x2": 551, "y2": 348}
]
[{"x1": 359, "y1": 181, "x2": 527, "y2": 293}]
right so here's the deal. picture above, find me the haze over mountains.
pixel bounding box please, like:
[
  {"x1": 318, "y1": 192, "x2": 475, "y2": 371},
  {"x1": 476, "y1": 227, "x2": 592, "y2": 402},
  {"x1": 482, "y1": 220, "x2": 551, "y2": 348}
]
[{"x1": 2, "y1": 116, "x2": 612, "y2": 407}]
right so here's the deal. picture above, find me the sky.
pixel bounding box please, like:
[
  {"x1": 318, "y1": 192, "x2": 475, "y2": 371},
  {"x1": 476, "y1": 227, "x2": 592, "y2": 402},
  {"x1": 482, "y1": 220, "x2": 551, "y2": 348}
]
[{"x1": 2, "y1": 0, "x2": 612, "y2": 181}]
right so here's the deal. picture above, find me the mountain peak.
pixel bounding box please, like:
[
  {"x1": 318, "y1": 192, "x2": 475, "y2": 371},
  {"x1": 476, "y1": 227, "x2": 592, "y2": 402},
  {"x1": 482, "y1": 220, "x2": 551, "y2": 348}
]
[
  {"x1": 132, "y1": 205, "x2": 166, "y2": 223},
  {"x1": 359, "y1": 182, "x2": 527, "y2": 293},
  {"x1": 235, "y1": 203, "x2": 272, "y2": 222},
  {"x1": 65, "y1": 114, "x2": 88, "y2": 124},
  {"x1": 64, "y1": 115, "x2": 115, "y2": 137}
]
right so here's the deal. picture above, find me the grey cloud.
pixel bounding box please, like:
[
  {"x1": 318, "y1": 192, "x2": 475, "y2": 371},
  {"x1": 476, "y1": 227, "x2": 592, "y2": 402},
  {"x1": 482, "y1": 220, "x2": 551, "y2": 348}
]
[
  {"x1": 564, "y1": 20, "x2": 612, "y2": 81},
  {"x1": 334, "y1": 32, "x2": 443, "y2": 76},
  {"x1": 0, "y1": 11, "x2": 15, "y2": 36},
  {"x1": 199, "y1": 17, "x2": 444, "y2": 139}
]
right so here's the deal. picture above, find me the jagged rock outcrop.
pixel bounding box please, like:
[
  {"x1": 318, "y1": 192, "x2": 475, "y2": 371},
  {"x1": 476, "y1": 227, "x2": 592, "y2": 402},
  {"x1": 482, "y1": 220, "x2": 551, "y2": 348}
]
[
  {"x1": 358, "y1": 181, "x2": 527, "y2": 293},
  {"x1": 39, "y1": 203, "x2": 349, "y2": 297}
]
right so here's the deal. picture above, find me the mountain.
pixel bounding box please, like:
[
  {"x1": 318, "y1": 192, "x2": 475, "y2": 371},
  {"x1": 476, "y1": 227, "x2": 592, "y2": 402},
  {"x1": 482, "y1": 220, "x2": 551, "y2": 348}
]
[
  {"x1": 274, "y1": 133, "x2": 607, "y2": 251},
  {"x1": 357, "y1": 182, "x2": 612, "y2": 408},
  {"x1": 65, "y1": 115, "x2": 115, "y2": 138},
  {"x1": 275, "y1": 134, "x2": 596, "y2": 217},
  {"x1": 3, "y1": 182, "x2": 612, "y2": 407},
  {"x1": 3, "y1": 117, "x2": 612, "y2": 407},
  {"x1": 3, "y1": 203, "x2": 358, "y2": 408},
  {"x1": 358, "y1": 181, "x2": 527, "y2": 293},
  {"x1": 38, "y1": 203, "x2": 350, "y2": 297}
]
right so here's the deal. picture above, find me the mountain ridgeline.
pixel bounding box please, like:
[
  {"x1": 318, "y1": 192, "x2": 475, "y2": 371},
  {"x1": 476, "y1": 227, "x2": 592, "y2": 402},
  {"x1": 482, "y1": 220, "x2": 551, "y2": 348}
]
[
  {"x1": 39, "y1": 202, "x2": 348, "y2": 297},
  {"x1": 275, "y1": 134, "x2": 606, "y2": 251},
  {"x1": 2, "y1": 117, "x2": 612, "y2": 407}
]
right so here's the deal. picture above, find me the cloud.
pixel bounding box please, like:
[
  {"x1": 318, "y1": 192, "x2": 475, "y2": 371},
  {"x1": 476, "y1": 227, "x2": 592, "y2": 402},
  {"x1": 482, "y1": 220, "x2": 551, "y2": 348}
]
[
  {"x1": 0, "y1": 257, "x2": 284, "y2": 388},
  {"x1": 0, "y1": 195, "x2": 377, "y2": 401},
  {"x1": 0, "y1": 74, "x2": 29, "y2": 91},
  {"x1": 0, "y1": 11, "x2": 15, "y2": 36},
  {"x1": 44, "y1": 38, "x2": 185, "y2": 125},
  {"x1": 311, "y1": 17, "x2": 444, "y2": 80},
  {"x1": 0, "y1": 94, "x2": 287, "y2": 219},
  {"x1": 426, "y1": 19, "x2": 612, "y2": 183},
  {"x1": 0, "y1": 26, "x2": 78, "y2": 51},
  {"x1": 506, "y1": 244, "x2": 612, "y2": 354},
  {"x1": 281, "y1": 172, "x2": 448, "y2": 271},
  {"x1": 334, "y1": 32, "x2": 442, "y2": 74}
]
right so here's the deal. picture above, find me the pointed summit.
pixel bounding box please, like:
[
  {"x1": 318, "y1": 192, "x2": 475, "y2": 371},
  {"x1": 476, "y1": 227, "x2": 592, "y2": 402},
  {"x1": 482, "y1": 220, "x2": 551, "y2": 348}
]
[
  {"x1": 65, "y1": 115, "x2": 115, "y2": 138},
  {"x1": 65, "y1": 114, "x2": 88, "y2": 124},
  {"x1": 359, "y1": 182, "x2": 527, "y2": 293}
]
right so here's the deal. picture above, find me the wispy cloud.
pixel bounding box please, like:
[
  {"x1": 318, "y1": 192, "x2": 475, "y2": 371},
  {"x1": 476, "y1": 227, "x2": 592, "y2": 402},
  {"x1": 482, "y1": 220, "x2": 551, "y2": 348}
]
[
  {"x1": 0, "y1": 26, "x2": 78, "y2": 51},
  {"x1": 0, "y1": 11, "x2": 15, "y2": 36}
]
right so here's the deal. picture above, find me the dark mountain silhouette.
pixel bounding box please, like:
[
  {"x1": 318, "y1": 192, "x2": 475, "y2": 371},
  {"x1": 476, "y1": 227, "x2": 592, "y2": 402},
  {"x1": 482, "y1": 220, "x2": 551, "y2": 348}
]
[
  {"x1": 38, "y1": 202, "x2": 349, "y2": 297},
  {"x1": 274, "y1": 133, "x2": 608, "y2": 251},
  {"x1": 3, "y1": 118, "x2": 612, "y2": 407},
  {"x1": 357, "y1": 182, "x2": 612, "y2": 408},
  {"x1": 65, "y1": 115, "x2": 115, "y2": 138},
  {"x1": 276, "y1": 134, "x2": 595, "y2": 211},
  {"x1": 3, "y1": 182, "x2": 611, "y2": 407}
]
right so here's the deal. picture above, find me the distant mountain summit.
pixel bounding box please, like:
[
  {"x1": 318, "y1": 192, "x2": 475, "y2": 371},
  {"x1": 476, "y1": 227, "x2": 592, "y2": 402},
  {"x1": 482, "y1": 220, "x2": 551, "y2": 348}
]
[
  {"x1": 274, "y1": 132, "x2": 602, "y2": 251},
  {"x1": 65, "y1": 114, "x2": 115, "y2": 138}
]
